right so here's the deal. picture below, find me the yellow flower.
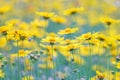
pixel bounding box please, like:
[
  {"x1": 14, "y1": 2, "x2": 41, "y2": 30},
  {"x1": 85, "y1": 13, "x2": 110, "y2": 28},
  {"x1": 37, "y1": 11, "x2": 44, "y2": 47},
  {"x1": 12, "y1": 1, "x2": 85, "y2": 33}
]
[
  {"x1": 89, "y1": 39, "x2": 100, "y2": 45},
  {"x1": 96, "y1": 70, "x2": 105, "y2": 80},
  {"x1": 0, "y1": 70, "x2": 5, "y2": 78},
  {"x1": 0, "y1": 26, "x2": 11, "y2": 36},
  {"x1": 22, "y1": 76, "x2": 34, "y2": 80},
  {"x1": 36, "y1": 11, "x2": 54, "y2": 19},
  {"x1": 80, "y1": 32, "x2": 92, "y2": 40},
  {"x1": 100, "y1": 16, "x2": 119, "y2": 26},
  {"x1": 51, "y1": 16, "x2": 66, "y2": 24},
  {"x1": 12, "y1": 30, "x2": 30, "y2": 41},
  {"x1": 17, "y1": 50, "x2": 31, "y2": 57},
  {"x1": 97, "y1": 33, "x2": 107, "y2": 42},
  {"x1": 0, "y1": 37, "x2": 6, "y2": 48},
  {"x1": 39, "y1": 44, "x2": 57, "y2": 57},
  {"x1": 5, "y1": 19, "x2": 21, "y2": 27},
  {"x1": 19, "y1": 22, "x2": 29, "y2": 30},
  {"x1": 68, "y1": 54, "x2": 84, "y2": 64},
  {"x1": 66, "y1": 43, "x2": 79, "y2": 51},
  {"x1": 92, "y1": 71, "x2": 116, "y2": 80},
  {"x1": 14, "y1": 40, "x2": 38, "y2": 49},
  {"x1": 41, "y1": 33, "x2": 64, "y2": 45},
  {"x1": 29, "y1": 28, "x2": 46, "y2": 38},
  {"x1": 58, "y1": 27, "x2": 78, "y2": 35},
  {"x1": 0, "y1": 5, "x2": 11, "y2": 14},
  {"x1": 116, "y1": 62, "x2": 120, "y2": 69},
  {"x1": 18, "y1": 30, "x2": 29, "y2": 40},
  {"x1": 115, "y1": 72, "x2": 120, "y2": 80},
  {"x1": 10, "y1": 54, "x2": 17, "y2": 63},
  {"x1": 25, "y1": 59, "x2": 33, "y2": 71},
  {"x1": 79, "y1": 32, "x2": 98, "y2": 41},
  {"x1": 30, "y1": 19, "x2": 48, "y2": 28},
  {"x1": 115, "y1": 35, "x2": 120, "y2": 41},
  {"x1": 60, "y1": 39, "x2": 77, "y2": 45},
  {"x1": 64, "y1": 7, "x2": 84, "y2": 15}
]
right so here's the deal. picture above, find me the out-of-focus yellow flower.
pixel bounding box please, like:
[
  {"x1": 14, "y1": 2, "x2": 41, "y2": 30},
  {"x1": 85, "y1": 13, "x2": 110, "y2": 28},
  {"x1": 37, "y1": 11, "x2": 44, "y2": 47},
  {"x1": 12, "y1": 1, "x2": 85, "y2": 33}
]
[
  {"x1": 78, "y1": 32, "x2": 98, "y2": 41},
  {"x1": 5, "y1": 19, "x2": 21, "y2": 27},
  {"x1": 30, "y1": 19, "x2": 48, "y2": 28},
  {"x1": 39, "y1": 44, "x2": 57, "y2": 57},
  {"x1": 67, "y1": 54, "x2": 84, "y2": 64},
  {"x1": 0, "y1": 5, "x2": 11, "y2": 14},
  {"x1": 22, "y1": 76, "x2": 34, "y2": 80},
  {"x1": 89, "y1": 39, "x2": 100, "y2": 45},
  {"x1": 115, "y1": 72, "x2": 120, "y2": 80},
  {"x1": 36, "y1": 11, "x2": 54, "y2": 19},
  {"x1": 18, "y1": 30, "x2": 29, "y2": 40},
  {"x1": 0, "y1": 70, "x2": 5, "y2": 78},
  {"x1": 19, "y1": 22, "x2": 29, "y2": 30},
  {"x1": 58, "y1": 27, "x2": 78, "y2": 35},
  {"x1": 100, "y1": 17, "x2": 119, "y2": 26},
  {"x1": 25, "y1": 59, "x2": 33, "y2": 71},
  {"x1": 10, "y1": 54, "x2": 17, "y2": 63},
  {"x1": 51, "y1": 16, "x2": 66, "y2": 24},
  {"x1": 115, "y1": 35, "x2": 120, "y2": 41},
  {"x1": 65, "y1": 43, "x2": 79, "y2": 51},
  {"x1": 0, "y1": 37, "x2": 6, "y2": 47},
  {"x1": 6, "y1": 30, "x2": 27, "y2": 41},
  {"x1": 92, "y1": 71, "x2": 119, "y2": 80},
  {"x1": 60, "y1": 39, "x2": 77, "y2": 45},
  {"x1": 13, "y1": 40, "x2": 38, "y2": 49},
  {"x1": 41, "y1": 33, "x2": 64, "y2": 45},
  {"x1": 59, "y1": 49, "x2": 71, "y2": 57},
  {"x1": 64, "y1": 7, "x2": 84, "y2": 15},
  {"x1": 17, "y1": 50, "x2": 31, "y2": 57},
  {"x1": 97, "y1": 33, "x2": 107, "y2": 42},
  {"x1": 0, "y1": 26, "x2": 11, "y2": 36},
  {"x1": 29, "y1": 28, "x2": 46, "y2": 38},
  {"x1": 11, "y1": 30, "x2": 30, "y2": 41},
  {"x1": 80, "y1": 32, "x2": 92, "y2": 40},
  {"x1": 79, "y1": 45, "x2": 104, "y2": 56},
  {"x1": 116, "y1": 62, "x2": 120, "y2": 69},
  {"x1": 96, "y1": 70, "x2": 105, "y2": 80}
]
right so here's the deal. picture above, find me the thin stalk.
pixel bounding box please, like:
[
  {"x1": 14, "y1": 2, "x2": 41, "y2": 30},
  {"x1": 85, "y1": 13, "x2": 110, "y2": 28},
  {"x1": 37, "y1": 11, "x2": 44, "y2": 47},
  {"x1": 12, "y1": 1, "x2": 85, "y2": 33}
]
[
  {"x1": 96, "y1": 41, "x2": 102, "y2": 70},
  {"x1": 51, "y1": 45, "x2": 56, "y2": 80},
  {"x1": 17, "y1": 40, "x2": 21, "y2": 80},
  {"x1": 114, "y1": 42, "x2": 119, "y2": 80},
  {"x1": 88, "y1": 41, "x2": 92, "y2": 80},
  {"x1": 77, "y1": 47, "x2": 81, "y2": 79},
  {"x1": 71, "y1": 50, "x2": 75, "y2": 80},
  {"x1": 107, "y1": 25, "x2": 110, "y2": 79},
  {"x1": 21, "y1": 40, "x2": 28, "y2": 80},
  {"x1": 106, "y1": 48, "x2": 110, "y2": 79}
]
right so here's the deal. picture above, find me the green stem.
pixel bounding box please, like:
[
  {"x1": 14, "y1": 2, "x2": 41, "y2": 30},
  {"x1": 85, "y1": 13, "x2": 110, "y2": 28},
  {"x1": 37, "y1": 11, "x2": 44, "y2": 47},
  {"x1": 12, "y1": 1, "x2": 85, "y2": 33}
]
[
  {"x1": 17, "y1": 40, "x2": 21, "y2": 80},
  {"x1": 88, "y1": 41, "x2": 92, "y2": 80},
  {"x1": 114, "y1": 43, "x2": 119, "y2": 80},
  {"x1": 51, "y1": 45, "x2": 56, "y2": 80},
  {"x1": 106, "y1": 48, "x2": 110, "y2": 79},
  {"x1": 97, "y1": 41, "x2": 102, "y2": 70},
  {"x1": 77, "y1": 48, "x2": 81, "y2": 79}
]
